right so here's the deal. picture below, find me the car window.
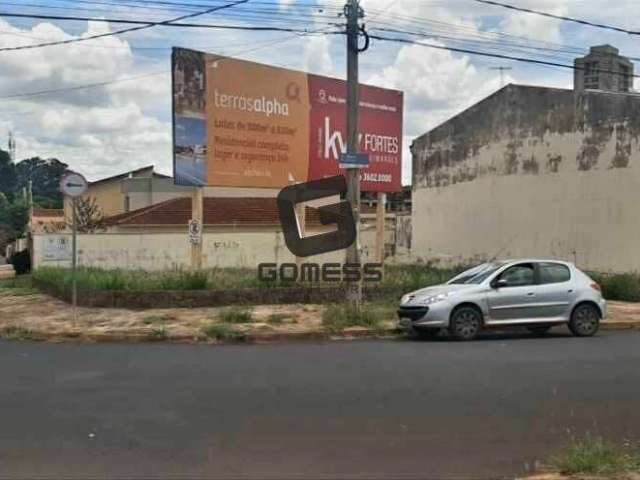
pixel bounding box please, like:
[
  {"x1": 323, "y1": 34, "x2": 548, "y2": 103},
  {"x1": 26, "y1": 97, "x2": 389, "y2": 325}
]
[
  {"x1": 448, "y1": 262, "x2": 507, "y2": 284},
  {"x1": 496, "y1": 263, "x2": 535, "y2": 287},
  {"x1": 538, "y1": 262, "x2": 571, "y2": 284}
]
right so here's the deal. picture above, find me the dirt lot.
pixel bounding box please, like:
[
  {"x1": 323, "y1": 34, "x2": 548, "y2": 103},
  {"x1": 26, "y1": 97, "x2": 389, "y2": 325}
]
[
  {"x1": 0, "y1": 287, "x2": 396, "y2": 341},
  {"x1": 0, "y1": 286, "x2": 638, "y2": 343}
]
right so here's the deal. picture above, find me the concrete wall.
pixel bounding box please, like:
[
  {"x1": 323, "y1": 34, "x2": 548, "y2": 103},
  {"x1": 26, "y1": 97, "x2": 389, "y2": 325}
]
[
  {"x1": 411, "y1": 85, "x2": 640, "y2": 272},
  {"x1": 31, "y1": 228, "x2": 364, "y2": 270}
]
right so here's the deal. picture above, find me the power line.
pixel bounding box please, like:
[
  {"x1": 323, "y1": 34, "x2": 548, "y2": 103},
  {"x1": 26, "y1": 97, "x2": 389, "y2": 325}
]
[
  {"x1": 369, "y1": 32, "x2": 640, "y2": 79},
  {"x1": 473, "y1": 0, "x2": 640, "y2": 36},
  {"x1": 0, "y1": 0, "x2": 252, "y2": 51},
  {"x1": 0, "y1": 28, "x2": 339, "y2": 99}
]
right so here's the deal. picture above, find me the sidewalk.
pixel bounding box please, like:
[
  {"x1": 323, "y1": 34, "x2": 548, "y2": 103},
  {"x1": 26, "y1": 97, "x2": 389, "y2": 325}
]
[{"x1": 1, "y1": 286, "x2": 639, "y2": 344}]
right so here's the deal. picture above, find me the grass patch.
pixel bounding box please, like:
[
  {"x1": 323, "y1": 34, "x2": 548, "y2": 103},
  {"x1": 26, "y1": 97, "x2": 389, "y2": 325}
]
[
  {"x1": 322, "y1": 303, "x2": 394, "y2": 334},
  {"x1": 201, "y1": 323, "x2": 247, "y2": 342},
  {"x1": 549, "y1": 435, "x2": 640, "y2": 476},
  {"x1": 219, "y1": 306, "x2": 253, "y2": 324},
  {"x1": 142, "y1": 313, "x2": 176, "y2": 325},
  {"x1": 0, "y1": 275, "x2": 38, "y2": 296},
  {"x1": 266, "y1": 313, "x2": 293, "y2": 325},
  {"x1": 2, "y1": 326, "x2": 36, "y2": 341}
]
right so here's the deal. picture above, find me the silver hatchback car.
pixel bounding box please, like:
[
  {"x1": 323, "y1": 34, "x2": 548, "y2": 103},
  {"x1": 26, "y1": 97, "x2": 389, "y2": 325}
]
[{"x1": 397, "y1": 260, "x2": 606, "y2": 340}]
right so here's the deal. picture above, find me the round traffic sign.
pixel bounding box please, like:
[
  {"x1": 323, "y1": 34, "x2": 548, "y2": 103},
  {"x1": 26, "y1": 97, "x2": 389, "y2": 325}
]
[{"x1": 60, "y1": 172, "x2": 88, "y2": 197}]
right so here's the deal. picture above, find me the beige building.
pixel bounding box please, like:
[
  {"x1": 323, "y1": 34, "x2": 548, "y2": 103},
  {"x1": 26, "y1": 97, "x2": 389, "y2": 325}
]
[{"x1": 410, "y1": 45, "x2": 640, "y2": 273}]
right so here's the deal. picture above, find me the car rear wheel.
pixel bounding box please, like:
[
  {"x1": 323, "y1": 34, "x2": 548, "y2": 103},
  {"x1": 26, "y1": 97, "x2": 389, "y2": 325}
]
[
  {"x1": 527, "y1": 325, "x2": 552, "y2": 335},
  {"x1": 449, "y1": 306, "x2": 482, "y2": 341},
  {"x1": 568, "y1": 303, "x2": 600, "y2": 337}
]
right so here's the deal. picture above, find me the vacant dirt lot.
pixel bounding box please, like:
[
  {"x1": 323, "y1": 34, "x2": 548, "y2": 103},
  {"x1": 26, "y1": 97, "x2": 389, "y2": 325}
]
[{"x1": 0, "y1": 285, "x2": 638, "y2": 342}]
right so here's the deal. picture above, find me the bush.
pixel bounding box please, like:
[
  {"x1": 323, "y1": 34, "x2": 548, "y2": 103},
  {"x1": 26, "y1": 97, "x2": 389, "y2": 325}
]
[
  {"x1": 590, "y1": 272, "x2": 640, "y2": 302},
  {"x1": 9, "y1": 249, "x2": 31, "y2": 275},
  {"x1": 201, "y1": 323, "x2": 247, "y2": 342},
  {"x1": 159, "y1": 271, "x2": 208, "y2": 290},
  {"x1": 549, "y1": 435, "x2": 640, "y2": 475},
  {"x1": 219, "y1": 306, "x2": 253, "y2": 324},
  {"x1": 322, "y1": 303, "x2": 393, "y2": 334}
]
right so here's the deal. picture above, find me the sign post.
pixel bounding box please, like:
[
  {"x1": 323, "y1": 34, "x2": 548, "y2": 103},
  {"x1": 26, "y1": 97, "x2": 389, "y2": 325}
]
[{"x1": 59, "y1": 172, "x2": 88, "y2": 325}]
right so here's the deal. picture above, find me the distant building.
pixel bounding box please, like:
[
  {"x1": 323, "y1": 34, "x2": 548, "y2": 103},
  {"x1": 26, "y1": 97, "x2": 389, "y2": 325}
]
[
  {"x1": 410, "y1": 45, "x2": 640, "y2": 272},
  {"x1": 574, "y1": 45, "x2": 634, "y2": 93}
]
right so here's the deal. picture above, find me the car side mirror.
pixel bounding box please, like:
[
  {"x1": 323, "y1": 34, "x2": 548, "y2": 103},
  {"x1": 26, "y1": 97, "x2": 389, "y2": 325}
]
[{"x1": 493, "y1": 279, "x2": 508, "y2": 289}]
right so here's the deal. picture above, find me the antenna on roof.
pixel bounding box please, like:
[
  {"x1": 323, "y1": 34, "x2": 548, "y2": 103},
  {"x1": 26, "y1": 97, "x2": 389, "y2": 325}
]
[
  {"x1": 490, "y1": 66, "x2": 513, "y2": 87},
  {"x1": 7, "y1": 131, "x2": 16, "y2": 162}
]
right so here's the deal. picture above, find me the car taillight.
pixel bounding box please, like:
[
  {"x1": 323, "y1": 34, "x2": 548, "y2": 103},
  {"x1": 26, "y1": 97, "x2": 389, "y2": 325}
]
[{"x1": 590, "y1": 283, "x2": 602, "y2": 292}]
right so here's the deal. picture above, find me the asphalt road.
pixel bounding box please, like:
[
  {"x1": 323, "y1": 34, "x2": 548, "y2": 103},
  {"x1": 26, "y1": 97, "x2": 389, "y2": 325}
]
[{"x1": 1, "y1": 330, "x2": 639, "y2": 479}]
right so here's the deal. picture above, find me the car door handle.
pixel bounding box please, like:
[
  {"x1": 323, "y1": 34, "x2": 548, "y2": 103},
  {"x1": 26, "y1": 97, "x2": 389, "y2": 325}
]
[
  {"x1": 526, "y1": 292, "x2": 535, "y2": 296},
  {"x1": 568, "y1": 289, "x2": 574, "y2": 293}
]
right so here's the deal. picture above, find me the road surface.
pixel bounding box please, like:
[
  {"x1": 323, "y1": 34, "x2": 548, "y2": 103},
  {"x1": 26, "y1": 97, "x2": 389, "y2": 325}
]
[{"x1": 1, "y1": 330, "x2": 639, "y2": 479}]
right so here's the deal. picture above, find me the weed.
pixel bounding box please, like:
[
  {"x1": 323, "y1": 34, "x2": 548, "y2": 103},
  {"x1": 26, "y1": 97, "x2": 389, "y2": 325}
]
[
  {"x1": 201, "y1": 323, "x2": 247, "y2": 342},
  {"x1": 322, "y1": 303, "x2": 393, "y2": 334},
  {"x1": 2, "y1": 326, "x2": 35, "y2": 341},
  {"x1": 150, "y1": 327, "x2": 167, "y2": 340},
  {"x1": 219, "y1": 306, "x2": 253, "y2": 324},
  {"x1": 549, "y1": 435, "x2": 640, "y2": 475}
]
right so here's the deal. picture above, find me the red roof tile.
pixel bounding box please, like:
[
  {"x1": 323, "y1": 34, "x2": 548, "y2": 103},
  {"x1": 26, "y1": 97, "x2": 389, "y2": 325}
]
[{"x1": 105, "y1": 197, "x2": 321, "y2": 227}]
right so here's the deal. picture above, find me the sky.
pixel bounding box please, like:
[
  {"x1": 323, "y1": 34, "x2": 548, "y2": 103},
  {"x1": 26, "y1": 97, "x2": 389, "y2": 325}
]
[{"x1": 1, "y1": 0, "x2": 639, "y2": 184}]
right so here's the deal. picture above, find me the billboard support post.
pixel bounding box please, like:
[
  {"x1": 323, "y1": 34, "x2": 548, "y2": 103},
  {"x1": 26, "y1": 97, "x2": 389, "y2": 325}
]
[
  {"x1": 294, "y1": 200, "x2": 306, "y2": 271},
  {"x1": 375, "y1": 192, "x2": 386, "y2": 265},
  {"x1": 345, "y1": 0, "x2": 363, "y2": 307},
  {"x1": 190, "y1": 187, "x2": 203, "y2": 270}
]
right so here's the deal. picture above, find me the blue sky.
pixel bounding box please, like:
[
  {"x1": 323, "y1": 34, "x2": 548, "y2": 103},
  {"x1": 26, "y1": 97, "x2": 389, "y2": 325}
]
[{"x1": 1, "y1": 0, "x2": 638, "y2": 184}]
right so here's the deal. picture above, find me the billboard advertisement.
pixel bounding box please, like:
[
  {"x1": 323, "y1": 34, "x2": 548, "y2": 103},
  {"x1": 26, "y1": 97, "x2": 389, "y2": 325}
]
[{"x1": 172, "y1": 47, "x2": 403, "y2": 192}]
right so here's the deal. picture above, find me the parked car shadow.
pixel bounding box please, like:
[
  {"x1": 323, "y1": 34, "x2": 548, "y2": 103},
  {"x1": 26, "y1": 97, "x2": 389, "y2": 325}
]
[{"x1": 406, "y1": 327, "x2": 583, "y2": 342}]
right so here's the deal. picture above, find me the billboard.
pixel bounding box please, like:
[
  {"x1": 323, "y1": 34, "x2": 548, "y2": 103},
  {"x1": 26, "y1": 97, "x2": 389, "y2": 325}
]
[{"x1": 172, "y1": 47, "x2": 403, "y2": 192}]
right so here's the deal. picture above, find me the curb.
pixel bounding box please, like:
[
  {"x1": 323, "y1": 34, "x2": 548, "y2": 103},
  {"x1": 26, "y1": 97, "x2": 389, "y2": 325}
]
[{"x1": 0, "y1": 323, "x2": 636, "y2": 345}]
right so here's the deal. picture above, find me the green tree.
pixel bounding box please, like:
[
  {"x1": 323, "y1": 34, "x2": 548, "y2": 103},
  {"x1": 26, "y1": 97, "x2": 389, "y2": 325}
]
[
  {"x1": 0, "y1": 148, "x2": 16, "y2": 201},
  {"x1": 15, "y1": 157, "x2": 68, "y2": 208}
]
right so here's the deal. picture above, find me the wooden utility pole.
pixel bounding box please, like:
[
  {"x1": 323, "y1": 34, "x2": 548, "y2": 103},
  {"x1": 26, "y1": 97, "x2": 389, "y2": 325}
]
[{"x1": 345, "y1": 0, "x2": 362, "y2": 306}]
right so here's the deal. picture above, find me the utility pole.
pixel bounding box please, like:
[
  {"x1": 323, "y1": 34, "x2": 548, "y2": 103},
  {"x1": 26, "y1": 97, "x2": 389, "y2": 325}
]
[{"x1": 345, "y1": 0, "x2": 363, "y2": 306}]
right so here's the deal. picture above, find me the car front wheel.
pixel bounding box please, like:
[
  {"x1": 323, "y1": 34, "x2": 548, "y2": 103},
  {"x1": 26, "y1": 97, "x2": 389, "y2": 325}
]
[
  {"x1": 449, "y1": 306, "x2": 482, "y2": 341},
  {"x1": 568, "y1": 303, "x2": 600, "y2": 337}
]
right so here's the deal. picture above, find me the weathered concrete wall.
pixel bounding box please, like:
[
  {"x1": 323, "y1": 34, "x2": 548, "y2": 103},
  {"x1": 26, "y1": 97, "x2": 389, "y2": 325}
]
[
  {"x1": 33, "y1": 229, "x2": 351, "y2": 270},
  {"x1": 32, "y1": 220, "x2": 404, "y2": 270},
  {"x1": 411, "y1": 85, "x2": 640, "y2": 272}
]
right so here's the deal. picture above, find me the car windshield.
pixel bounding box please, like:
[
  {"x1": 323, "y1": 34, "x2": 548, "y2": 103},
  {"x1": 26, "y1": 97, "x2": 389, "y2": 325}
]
[{"x1": 447, "y1": 262, "x2": 507, "y2": 284}]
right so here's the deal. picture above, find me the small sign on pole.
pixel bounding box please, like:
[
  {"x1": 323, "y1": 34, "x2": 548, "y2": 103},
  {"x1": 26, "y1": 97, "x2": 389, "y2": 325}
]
[
  {"x1": 59, "y1": 171, "x2": 88, "y2": 326},
  {"x1": 188, "y1": 218, "x2": 202, "y2": 245},
  {"x1": 339, "y1": 152, "x2": 370, "y2": 169}
]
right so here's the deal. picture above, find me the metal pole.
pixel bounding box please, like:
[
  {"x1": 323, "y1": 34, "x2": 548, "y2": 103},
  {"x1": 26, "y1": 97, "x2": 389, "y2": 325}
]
[
  {"x1": 72, "y1": 196, "x2": 77, "y2": 325},
  {"x1": 345, "y1": 0, "x2": 362, "y2": 307}
]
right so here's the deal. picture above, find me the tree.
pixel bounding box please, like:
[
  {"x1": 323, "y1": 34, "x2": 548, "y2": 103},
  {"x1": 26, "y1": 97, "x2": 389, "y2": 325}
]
[
  {"x1": 0, "y1": 148, "x2": 16, "y2": 201},
  {"x1": 69, "y1": 196, "x2": 106, "y2": 233},
  {"x1": 0, "y1": 198, "x2": 28, "y2": 249},
  {"x1": 15, "y1": 157, "x2": 68, "y2": 209}
]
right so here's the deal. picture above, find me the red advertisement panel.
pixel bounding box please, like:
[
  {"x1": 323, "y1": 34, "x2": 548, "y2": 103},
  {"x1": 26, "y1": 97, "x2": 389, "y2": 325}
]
[{"x1": 307, "y1": 74, "x2": 403, "y2": 193}]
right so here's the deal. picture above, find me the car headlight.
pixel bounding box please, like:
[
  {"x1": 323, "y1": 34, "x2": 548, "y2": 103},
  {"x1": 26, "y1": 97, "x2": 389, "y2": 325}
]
[{"x1": 418, "y1": 292, "x2": 455, "y2": 305}]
